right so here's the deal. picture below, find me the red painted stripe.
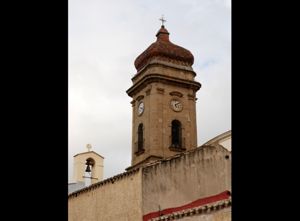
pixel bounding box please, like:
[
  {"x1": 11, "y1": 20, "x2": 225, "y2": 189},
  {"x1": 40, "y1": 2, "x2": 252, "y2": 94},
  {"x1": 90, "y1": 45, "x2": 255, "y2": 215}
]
[{"x1": 143, "y1": 190, "x2": 231, "y2": 221}]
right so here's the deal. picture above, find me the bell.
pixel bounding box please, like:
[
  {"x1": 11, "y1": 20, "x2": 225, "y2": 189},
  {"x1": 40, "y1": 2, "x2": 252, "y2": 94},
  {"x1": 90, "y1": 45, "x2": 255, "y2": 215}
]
[{"x1": 85, "y1": 164, "x2": 91, "y2": 172}]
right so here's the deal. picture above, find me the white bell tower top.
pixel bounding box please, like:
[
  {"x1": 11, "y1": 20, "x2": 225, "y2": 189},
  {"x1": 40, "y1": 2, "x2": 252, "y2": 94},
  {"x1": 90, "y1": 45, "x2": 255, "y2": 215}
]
[{"x1": 73, "y1": 144, "x2": 104, "y2": 184}]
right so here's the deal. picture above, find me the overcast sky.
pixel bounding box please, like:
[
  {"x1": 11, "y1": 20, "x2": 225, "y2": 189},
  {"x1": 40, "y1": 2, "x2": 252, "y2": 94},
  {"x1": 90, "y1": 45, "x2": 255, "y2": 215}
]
[{"x1": 69, "y1": 0, "x2": 231, "y2": 182}]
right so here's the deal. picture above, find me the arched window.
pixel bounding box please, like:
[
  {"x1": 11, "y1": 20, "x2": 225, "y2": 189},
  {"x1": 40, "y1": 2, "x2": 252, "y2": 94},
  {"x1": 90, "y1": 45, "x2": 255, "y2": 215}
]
[
  {"x1": 171, "y1": 120, "x2": 182, "y2": 148},
  {"x1": 84, "y1": 158, "x2": 95, "y2": 187},
  {"x1": 137, "y1": 123, "x2": 144, "y2": 152}
]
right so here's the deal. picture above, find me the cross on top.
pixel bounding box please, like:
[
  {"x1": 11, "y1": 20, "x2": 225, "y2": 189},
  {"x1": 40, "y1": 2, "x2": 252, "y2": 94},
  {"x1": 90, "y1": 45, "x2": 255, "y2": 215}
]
[
  {"x1": 159, "y1": 15, "x2": 166, "y2": 26},
  {"x1": 86, "y1": 144, "x2": 92, "y2": 151}
]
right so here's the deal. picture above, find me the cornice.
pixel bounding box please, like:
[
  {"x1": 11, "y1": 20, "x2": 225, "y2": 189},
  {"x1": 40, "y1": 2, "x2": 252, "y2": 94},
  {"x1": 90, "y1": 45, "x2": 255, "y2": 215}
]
[
  {"x1": 127, "y1": 74, "x2": 201, "y2": 97},
  {"x1": 132, "y1": 60, "x2": 196, "y2": 82}
]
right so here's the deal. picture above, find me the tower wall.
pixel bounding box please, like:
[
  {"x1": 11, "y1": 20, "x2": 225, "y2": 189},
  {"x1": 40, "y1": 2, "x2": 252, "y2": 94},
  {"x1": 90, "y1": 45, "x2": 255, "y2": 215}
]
[{"x1": 129, "y1": 63, "x2": 200, "y2": 168}]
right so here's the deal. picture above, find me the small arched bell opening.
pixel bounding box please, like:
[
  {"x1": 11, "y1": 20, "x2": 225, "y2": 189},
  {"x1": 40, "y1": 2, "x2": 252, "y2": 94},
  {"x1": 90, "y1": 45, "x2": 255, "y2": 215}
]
[{"x1": 84, "y1": 158, "x2": 95, "y2": 186}]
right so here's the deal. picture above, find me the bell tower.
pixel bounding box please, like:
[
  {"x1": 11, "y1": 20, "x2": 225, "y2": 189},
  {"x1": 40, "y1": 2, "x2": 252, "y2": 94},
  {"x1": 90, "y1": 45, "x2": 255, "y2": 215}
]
[
  {"x1": 73, "y1": 144, "x2": 104, "y2": 185},
  {"x1": 126, "y1": 24, "x2": 201, "y2": 169}
]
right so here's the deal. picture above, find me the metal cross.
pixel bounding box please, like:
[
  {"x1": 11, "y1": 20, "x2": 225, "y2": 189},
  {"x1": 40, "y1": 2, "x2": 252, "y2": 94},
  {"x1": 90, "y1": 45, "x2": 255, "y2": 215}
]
[
  {"x1": 86, "y1": 143, "x2": 92, "y2": 151},
  {"x1": 159, "y1": 15, "x2": 166, "y2": 26}
]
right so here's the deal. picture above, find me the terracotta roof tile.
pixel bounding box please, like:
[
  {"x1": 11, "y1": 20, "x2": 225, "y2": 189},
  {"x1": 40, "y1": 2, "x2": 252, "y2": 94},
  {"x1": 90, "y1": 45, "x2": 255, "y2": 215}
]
[{"x1": 134, "y1": 25, "x2": 194, "y2": 71}]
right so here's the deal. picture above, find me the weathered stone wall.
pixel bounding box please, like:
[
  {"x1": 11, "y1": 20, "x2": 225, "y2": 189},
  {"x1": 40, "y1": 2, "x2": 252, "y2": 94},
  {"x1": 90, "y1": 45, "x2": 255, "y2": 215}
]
[
  {"x1": 68, "y1": 145, "x2": 231, "y2": 221},
  {"x1": 142, "y1": 145, "x2": 231, "y2": 216},
  {"x1": 68, "y1": 169, "x2": 143, "y2": 221}
]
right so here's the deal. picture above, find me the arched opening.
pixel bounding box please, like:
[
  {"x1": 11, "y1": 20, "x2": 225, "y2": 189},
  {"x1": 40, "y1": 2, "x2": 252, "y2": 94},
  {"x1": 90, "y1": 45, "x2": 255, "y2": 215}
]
[
  {"x1": 171, "y1": 120, "x2": 182, "y2": 148},
  {"x1": 84, "y1": 158, "x2": 95, "y2": 186},
  {"x1": 137, "y1": 123, "x2": 144, "y2": 152}
]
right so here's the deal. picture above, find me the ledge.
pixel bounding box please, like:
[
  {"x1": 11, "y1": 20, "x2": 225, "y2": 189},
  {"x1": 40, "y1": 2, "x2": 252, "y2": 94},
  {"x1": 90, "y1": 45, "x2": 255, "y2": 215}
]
[
  {"x1": 127, "y1": 73, "x2": 201, "y2": 97},
  {"x1": 135, "y1": 149, "x2": 145, "y2": 156},
  {"x1": 169, "y1": 146, "x2": 186, "y2": 152}
]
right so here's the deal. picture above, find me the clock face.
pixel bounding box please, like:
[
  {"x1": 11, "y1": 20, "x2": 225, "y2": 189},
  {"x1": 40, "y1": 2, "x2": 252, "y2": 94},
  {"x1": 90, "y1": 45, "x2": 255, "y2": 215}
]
[
  {"x1": 138, "y1": 102, "x2": 144, "y2": 115},
  {"x1": 170, "y1": 99, "x2": 183, "y2": 112}
]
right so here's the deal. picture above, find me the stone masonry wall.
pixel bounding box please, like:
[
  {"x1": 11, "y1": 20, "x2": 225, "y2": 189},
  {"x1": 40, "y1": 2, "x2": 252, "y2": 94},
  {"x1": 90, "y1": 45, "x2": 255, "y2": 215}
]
[{"x1": 142, "y1": 145, "x2": 231, "y2": 216}]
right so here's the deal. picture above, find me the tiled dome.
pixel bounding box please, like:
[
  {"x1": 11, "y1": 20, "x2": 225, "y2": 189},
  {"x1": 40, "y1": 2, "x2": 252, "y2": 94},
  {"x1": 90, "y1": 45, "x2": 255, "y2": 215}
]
[{"x1": 134, "y1": 25, "x2": 194, "y2": 71}]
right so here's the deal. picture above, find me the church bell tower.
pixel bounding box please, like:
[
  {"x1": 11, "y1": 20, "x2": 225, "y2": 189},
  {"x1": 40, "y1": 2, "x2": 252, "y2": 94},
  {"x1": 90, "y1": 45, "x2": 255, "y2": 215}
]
[{"x1": 126, "y1": 23, "x2": 201, "y2": 169}]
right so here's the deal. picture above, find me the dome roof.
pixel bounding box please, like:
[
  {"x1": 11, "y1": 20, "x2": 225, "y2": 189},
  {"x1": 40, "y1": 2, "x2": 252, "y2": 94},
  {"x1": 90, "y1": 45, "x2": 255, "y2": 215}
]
[{"x1": 134, "y1": 26, "x2": 194, "y2": 71}]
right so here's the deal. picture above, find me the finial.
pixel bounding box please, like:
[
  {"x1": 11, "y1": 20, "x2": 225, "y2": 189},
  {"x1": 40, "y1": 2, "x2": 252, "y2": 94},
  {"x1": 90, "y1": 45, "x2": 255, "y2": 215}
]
[
  {"x1": 86, "y1": 144, "x2": 92, "y2": 151},
  {"x1": 159, "y1": 15, "x2": 166, "y2": 26}
]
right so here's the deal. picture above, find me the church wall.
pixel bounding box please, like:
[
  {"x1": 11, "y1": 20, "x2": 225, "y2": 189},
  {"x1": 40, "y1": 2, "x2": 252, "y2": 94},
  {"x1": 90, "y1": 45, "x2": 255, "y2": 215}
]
[
  {"x1": 68, "y1": 169, "x2": 143, "y2": 221},
  {"x1": 141, "y1": 145, "x2": 231, "y2": 216}
]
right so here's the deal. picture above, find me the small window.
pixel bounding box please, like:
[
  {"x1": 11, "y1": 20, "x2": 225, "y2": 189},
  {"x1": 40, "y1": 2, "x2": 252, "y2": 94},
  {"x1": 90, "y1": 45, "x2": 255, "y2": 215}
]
[{"x1": 137, "y1": 123, "x2": 144, "y2": 152}]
